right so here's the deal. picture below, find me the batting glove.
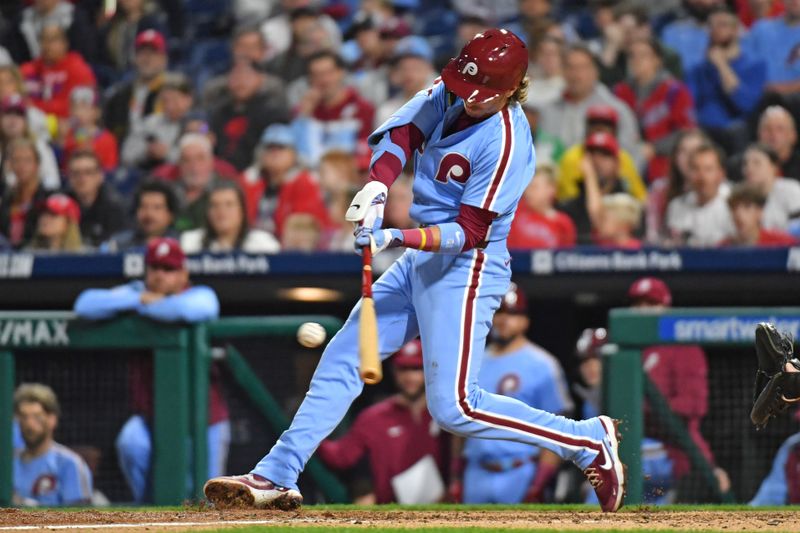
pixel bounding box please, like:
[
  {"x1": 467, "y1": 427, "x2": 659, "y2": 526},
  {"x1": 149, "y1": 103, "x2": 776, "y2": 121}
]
[
  {"x1": 355, "y1": 228, "x2": 403, "y2": 255},
  {"x1": 345, "y1": 181, "x2": 388, "y2": 237}
]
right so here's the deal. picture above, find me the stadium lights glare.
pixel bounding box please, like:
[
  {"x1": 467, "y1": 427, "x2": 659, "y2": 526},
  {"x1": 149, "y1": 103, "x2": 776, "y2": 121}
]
[{"x1": 278, "y1": 287, "x2": 344, "y2": 302}]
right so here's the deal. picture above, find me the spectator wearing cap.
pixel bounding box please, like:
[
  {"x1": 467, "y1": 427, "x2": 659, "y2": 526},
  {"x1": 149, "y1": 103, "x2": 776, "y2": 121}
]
[
  {"x1": 0, "y1": 95, "x2": 60, "y2": 191},
  {"x1": 261, "y1": 3, "x2": 342, "y2": 65},
  {"x1": 557, "y1": 105, "x2": 646, "y2": 204},
  {"x1": 208, "y1": 56, "x2": 290, "y2": 172},
  {"x1": 104, "y1": 29, "x2": 168, "y2": 144},
  {"x1": 122, "y1": 72, "x2": 194, "y2": 170},
  {"x1": 561, "y1": 131, "x2": 639, "y2": 243},
  {"x1": 374, "y1": 37, "x2": 436, "y2": 127},
  {"x1": 0, "y1": 138, "x2": 49, "y2": 248},
  {"x1": 451, "y1": 283, "x2": 573, "y2": 504},
  {"x1": 4, "y1": 0, "x2": 97, "y2": 64},
  {"x1": 317, "y1": 338, "x2": 450, "y2": 504},
  {"x1": 99, "y1": 0, "x2": 168, "y2": 73},
  {"x1": 180, "y1": 181, "x2": 280, "y2": 254},
  {"x1": 66, "y1": 149, "x2": 126, "y2": 248},
  {"x1": 666, "y1": 141, "x2": 735, "y2": 246},
  {"x1": 25, "y1": 193, "x2": 83, "y2": 252},
  {"x1": 686, "y1": 8, "x2": 766, "y2": 155},
  {"x1": 628, "y1": 277, "x2": 731, "y2": 500},
  {"x1": 0, "y1": 64, "x2": 51, "y2": 142},
  {"x1": 103, "y1": 179, "x2": 179, "y2": 251},
  {"x1": 721, "y1": 183, "x2": 797, "y2": 246},
  {"x1": 742, "y1": 143, "x2": 800, "y2": 230},
  {"x1": 20, "y1": 24, "x2": 96, "y2": 120},
  {"x1": 74, "y1": 237, "x2": 227, "y2": 503},
  {"x1": 538, "y1": 44, "x2": 642, "y2": 166},
  {"x1": 508, "y1": 164, "x2": 576, "y2": 249},
  {"x1": 56, "y1": 86, "x2": 118, "y2": 173},
  {"x1": 614, "y1": 38, "x2": 696, "y2": 182},
  {"x1": 293, "y1": 51, "x2": 375, "y2": 169},
  {"x1": 238, "y1": 124, "x2": 330, "y2": 242},
  {"x1": 266, "y1": 7, "x2": 343, "y2": 84}
]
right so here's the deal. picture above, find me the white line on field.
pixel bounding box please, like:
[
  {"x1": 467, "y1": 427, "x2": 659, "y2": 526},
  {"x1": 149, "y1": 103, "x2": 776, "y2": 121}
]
[{"x1": 0, "y1": 519, "x2": 291, "y2": 531}]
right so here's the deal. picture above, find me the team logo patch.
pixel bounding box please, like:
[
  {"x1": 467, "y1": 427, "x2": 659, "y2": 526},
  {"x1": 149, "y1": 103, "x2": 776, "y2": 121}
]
[
  {"x1": 434, "y1": 153, "x2": 471, "y2": 184},
  {"x1": 497, "y1": 374, "x2": 520, "y2": 395},
  {"x1": 32, "y1": 474, "x2": 57, "y2": 496},
  {"x1": 461, "y1": 62, "x2": 479, "y2": 76}
]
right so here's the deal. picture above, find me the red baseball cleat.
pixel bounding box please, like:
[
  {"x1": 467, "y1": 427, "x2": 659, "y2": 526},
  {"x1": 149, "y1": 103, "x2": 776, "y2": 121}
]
[
  {"x1": 584, "y1": 416, "x2": 626, "y2": 512},
  {"x1": 203, "y1": 473, "x2": 303, "y2": 510}
]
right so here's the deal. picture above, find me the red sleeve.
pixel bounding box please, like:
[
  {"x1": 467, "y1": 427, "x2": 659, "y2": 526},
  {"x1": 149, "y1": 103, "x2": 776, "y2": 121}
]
[
  {"x1": 95, "y1": 131, "x2": 118, "y2": 171},
  {"x1": 357, "y1": 100, "x2": 375, "y2": 142},
  {"x1": 613, "y1": 83, "x2": 635, "y2": 112},
  {"x1": 369, "y1": 123, "x2": 425, "y2": 187},
  {"x1": 672, "y1": 84, "x2": 696, "y2": 129},
  {"x1": 666, "y1": 346, "x2": 708, "y2": 418},
  {"x1": 283, "y1": 172, "x2": 331, "y2": 229},
  {"x1": 557, "y1": 211, "x2": 577, "y2": 247},
  {"x1": 455, "y1": 203, "x2": 495, "y2": 251},
  {"x1": 316, "y1": 411, "x2": 371, "y2": 470}
]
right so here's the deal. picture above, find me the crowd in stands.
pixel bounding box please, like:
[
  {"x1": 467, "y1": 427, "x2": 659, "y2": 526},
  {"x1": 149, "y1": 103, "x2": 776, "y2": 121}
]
[{"x1": 0, "y1": 0, "x2": 799, "y2": 254}]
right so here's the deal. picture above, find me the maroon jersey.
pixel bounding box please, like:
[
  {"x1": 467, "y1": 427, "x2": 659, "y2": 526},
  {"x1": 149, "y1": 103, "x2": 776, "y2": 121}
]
[
  {"x1": 642, "y1": 345, "x2": 714, "y2": 478},
  {"x1": 316, "y1": 396, "x2": 447, "y2": 503}
]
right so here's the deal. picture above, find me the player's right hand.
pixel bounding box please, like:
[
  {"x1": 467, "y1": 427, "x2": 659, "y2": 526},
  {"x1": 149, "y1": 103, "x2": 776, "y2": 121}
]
[
  {"x1": 345, "y1": 181, "x2": 388, "y2": 237},
  {"x1": 354, "y1": 228, "x2": 403, "y2": 255}
]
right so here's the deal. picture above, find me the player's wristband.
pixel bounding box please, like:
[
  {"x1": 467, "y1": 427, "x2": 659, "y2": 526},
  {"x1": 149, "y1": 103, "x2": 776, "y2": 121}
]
[{"x1": 400, "y1": 223, "x2": 465, "y2": 254}]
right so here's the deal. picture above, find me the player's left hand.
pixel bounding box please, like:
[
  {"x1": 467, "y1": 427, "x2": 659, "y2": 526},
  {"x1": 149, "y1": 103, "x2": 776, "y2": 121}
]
[
  {"x1": 354, "y1": 227, "x2": 403, "y2": 255},
  {"x1": 345, "y1": 181, "x2": 388, "y2": 237}
]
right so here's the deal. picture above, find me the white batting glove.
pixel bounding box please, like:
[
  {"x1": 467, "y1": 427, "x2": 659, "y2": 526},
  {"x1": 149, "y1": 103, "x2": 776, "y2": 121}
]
[{"x1": 345, "y1": 181, "x2": 388, "y2": 237}]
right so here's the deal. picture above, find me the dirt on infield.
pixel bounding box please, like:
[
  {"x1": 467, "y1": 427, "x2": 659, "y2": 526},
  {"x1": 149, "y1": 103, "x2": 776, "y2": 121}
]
[{"x1": 1, "y1": 508, "x2": 800, "y2": 532}]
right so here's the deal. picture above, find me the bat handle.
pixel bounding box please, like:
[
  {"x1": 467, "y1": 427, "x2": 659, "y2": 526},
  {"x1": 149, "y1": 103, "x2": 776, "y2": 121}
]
[{"x1": 361, "y1": 246, "x2": 373, "y2": 298}]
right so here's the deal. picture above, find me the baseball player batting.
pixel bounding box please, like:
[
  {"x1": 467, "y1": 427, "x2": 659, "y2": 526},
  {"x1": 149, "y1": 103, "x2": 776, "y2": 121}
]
[{"x1": 204, "y1": 28, "x2": 626, "y2": 512}]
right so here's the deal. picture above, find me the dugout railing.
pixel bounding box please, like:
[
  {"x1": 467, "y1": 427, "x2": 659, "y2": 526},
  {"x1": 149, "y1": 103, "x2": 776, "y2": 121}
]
[
  {"x1": 606, "y1": 307, "x2": 800, "y2": 505},
  {"x1": 0, "y1": 312, "x2": 345, "y2": 506}
]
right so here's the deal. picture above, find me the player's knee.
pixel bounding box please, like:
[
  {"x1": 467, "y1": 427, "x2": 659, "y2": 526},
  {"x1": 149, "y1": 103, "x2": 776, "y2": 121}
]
[{"x1": 427, "y1": 396, "x2": 469, "y2": 434}]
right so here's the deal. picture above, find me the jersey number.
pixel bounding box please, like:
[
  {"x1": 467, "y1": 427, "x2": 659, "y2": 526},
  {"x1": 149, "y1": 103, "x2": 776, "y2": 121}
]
[{"x1": 434, "y1": 153, "x2": 471, "y2": 184}]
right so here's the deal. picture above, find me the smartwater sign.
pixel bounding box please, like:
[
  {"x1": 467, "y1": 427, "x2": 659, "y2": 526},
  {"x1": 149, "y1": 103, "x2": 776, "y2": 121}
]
[
  {"x1": 658, "y1": 316, "x2": 800, "y2": 343},
  {"x1": 0, "y1": 319, "x2": 70, "y2": 347}
]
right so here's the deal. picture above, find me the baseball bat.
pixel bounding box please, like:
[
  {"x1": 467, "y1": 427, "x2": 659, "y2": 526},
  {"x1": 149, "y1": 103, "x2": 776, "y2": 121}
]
[{"x1": 359, "y1": 246, "x2": 382, "y2": 384}]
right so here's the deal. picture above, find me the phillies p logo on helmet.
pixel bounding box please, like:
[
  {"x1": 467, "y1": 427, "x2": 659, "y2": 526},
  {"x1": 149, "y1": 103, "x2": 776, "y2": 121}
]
[{"x1": 461, "y1": 62, "x2": 479, "y2": 76}]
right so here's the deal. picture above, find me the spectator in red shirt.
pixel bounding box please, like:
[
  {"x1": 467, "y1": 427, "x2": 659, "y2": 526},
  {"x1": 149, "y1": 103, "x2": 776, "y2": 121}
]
[
  {"x1": 293, "y1": 51, "x2": 375, "y2": 168},
  {"x1": 508, "y1": 164, "x2": 576, "y2": 249},
  {"x1": 238, "y1": 123, "x2": 330, "y2": 242},
  {"x1": 56, "y1": 86, "x2": 118, "y2": 173},
  {"x1": 20, "y1": 24, "x2": 96, "y2": 120},
  {"x1": 317, "y1": 339, "x2": 449, "y2": 504},
  {"x1": 721, "y1": 183, "x2": 797, "y2": 246},
  {"x1": 614, "y1": 38, "x2": 696, "y2": 181},
  {"x1": 628, "y1": 277, "x2": 731, "y2": 498}
]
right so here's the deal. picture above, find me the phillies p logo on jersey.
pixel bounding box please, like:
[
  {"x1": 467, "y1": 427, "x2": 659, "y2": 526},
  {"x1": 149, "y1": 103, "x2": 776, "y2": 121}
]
[{"x1": 434, "y1": 153, "x2": 471, "y2": 184}]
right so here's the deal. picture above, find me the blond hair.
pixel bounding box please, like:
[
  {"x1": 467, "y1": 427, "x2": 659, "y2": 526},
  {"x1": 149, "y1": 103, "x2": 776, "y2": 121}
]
[
  {"x1": 602, "y1": 193, "x2": 641, "y2": 229},
  {"x1": 14, "y1": 383, "x2": 60, "y2": 416},
  {"x1": 509, "y1": 76, "x2": 530, "y2": 105},
  {"x1": 29, "y1": 219, "x2": 83, "y2": 252}
]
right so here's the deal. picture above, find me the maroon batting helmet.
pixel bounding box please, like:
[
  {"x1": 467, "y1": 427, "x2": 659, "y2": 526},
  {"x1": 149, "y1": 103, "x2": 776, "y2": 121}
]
[
  {"x1": 628, "y1": 277, "x2": 672, "y2": 307},
  {"x1": 392, "y1": 339, "x2": 423, "y2": 369},
  {"x1": 575, "y1": 328, "x2": 608, "y2": 361},
  {"x1": 498, "y1": 282, "x2": 528, "y2": 315},
  {"x1": 441, "y1": 28, "x2": 528, "y2": 104}
]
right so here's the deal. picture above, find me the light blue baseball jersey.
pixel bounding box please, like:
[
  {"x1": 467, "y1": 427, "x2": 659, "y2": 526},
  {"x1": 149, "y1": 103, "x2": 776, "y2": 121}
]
[
  {"x1": 464, "y1": 342, "x2": 574, "y2": 461},
  {"x1": 370, "y1": 80, "x2": 536, "y2": 241},
  {"x1": 13, "y1": 443, "x2": 92, "y2": 506}
]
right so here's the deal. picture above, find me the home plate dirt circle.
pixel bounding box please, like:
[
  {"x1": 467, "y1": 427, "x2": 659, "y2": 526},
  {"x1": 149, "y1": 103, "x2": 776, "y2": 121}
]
[{"x1": 0, "y1": 509, "x2": 798, "y2": 532}]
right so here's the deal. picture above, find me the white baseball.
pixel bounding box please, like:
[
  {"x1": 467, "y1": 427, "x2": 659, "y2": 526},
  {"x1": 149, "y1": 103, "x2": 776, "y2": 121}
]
[{"x1": 297, "y1": 322, "x2": 327, "y2": 348}]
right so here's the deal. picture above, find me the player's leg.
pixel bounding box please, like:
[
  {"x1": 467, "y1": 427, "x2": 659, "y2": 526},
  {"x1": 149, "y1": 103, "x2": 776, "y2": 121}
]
[
  {"x1": 115, "y1": 415, "x2": 152, "y2": 503},
  {"x1": 207, "y1": 420, "x2": 231, "y2": 479},
  {"x1": 205, "y1": 251, "x2": 419, "y2": 508},
  {"x1": 462, "y1": 462, "x2": 494, "y2": 503},
  {"x1": 413, "y1": 247, "x2": 625, "y2": 512}
]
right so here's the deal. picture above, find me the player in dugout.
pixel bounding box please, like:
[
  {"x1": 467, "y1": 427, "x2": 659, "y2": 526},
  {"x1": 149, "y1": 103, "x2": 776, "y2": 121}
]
[
  {"x1": 316, "y1": 339, "x2": 450, "y2": 504},
  {"x1": 73, "y1": 237, "x2": 228, "y2": 502},
  {"x1": 204, "y1": 28, "x2": 625, "y2": 513},
  {"x1": 13, "y1": 383, "x2": 93, "y2": 506},
  {"x1": 449, "y1": 282, "x2": 574, "y2": 504}
]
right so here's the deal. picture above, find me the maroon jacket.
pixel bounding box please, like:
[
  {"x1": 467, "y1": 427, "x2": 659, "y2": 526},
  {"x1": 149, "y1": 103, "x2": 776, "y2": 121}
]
[
  {"x1": 316, "y1": 396, "x2": 448, "y2": 503},
  {"x1": 642, "y1": 345, "x2": 714, "y2": 478}
]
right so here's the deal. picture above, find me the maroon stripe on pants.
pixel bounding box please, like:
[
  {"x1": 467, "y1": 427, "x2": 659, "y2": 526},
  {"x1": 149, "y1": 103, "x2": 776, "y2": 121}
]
[{"x1": 456, "y1": 250, "x2": 602, "y2": 453}]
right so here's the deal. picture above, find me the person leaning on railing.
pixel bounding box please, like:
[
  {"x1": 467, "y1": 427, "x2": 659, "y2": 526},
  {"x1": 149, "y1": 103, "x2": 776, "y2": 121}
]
[{"x1": 73, "y1": 237, "x2": 229, "y2": 503}]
